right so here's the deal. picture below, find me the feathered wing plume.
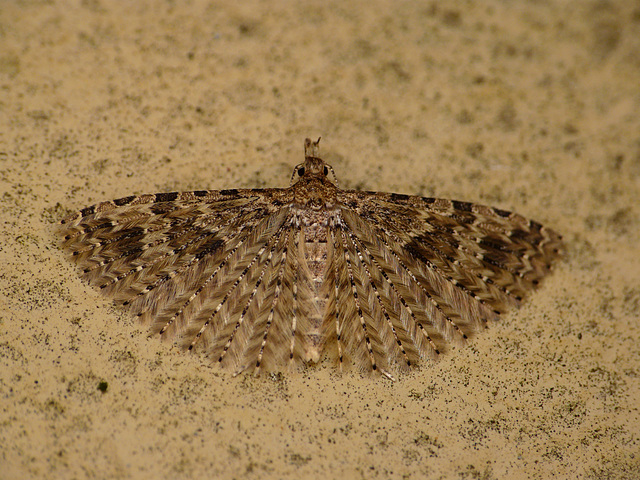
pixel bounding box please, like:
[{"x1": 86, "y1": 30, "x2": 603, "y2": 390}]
[
  {"x1": 59, "y1": 138, "x2": 562, "y2": 377},
  {"x1": 315, "y1": 193, "x2": 562, "y2": 376}
]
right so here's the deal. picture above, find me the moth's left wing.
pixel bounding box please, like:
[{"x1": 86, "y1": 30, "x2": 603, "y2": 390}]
[{"x1": 59, "y1": 188, "x2": 310, "y2": 372}]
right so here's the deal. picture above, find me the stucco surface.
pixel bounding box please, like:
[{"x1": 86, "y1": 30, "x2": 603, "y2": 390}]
[{"x1": 1, "y1": 1, "x2": 639, "y2": 478}]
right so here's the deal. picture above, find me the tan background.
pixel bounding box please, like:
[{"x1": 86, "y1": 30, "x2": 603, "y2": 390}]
[{"x1": 1, "y1": 1, "x2": 639, "y2": 478}]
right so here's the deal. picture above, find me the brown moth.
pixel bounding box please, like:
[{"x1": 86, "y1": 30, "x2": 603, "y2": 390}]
[{"x1": 59, "y1": 138, "x2": 562, "y2": 378}]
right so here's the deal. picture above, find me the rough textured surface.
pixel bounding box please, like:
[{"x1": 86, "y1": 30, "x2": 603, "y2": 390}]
[{"x1": 1, "y1": 1, "x2": 639, "y2": 478}]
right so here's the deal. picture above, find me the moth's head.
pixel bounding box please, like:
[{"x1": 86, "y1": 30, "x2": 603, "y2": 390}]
[
  {"x1": 295, "y1": 157, "x2": 330, "y2": 179},
  {"x1": 290, "y1": 137, "x2": 337, "y2": 186}
]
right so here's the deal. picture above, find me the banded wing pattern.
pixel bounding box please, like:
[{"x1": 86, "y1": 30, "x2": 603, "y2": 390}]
[{"x1": 59, "y1": 138, "x2": 562, "y2": 377}]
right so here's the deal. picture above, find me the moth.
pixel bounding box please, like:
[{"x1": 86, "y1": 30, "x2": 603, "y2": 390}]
[{"x1": 59, "y1": 138, "x2": 562, "y2": 378}]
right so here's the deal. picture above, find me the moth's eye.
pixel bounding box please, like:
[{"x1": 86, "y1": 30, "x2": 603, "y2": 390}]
[
  {"x1": 323, "y1": 166, "x2": 329, "y2": 176},
  {"x1": 298, "y1": 167, "x2": 305, "y2": 176}
]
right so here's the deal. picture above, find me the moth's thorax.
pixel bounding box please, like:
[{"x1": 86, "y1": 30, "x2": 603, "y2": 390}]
[
  {"x1": 292, "y1": 181, "x2": 338, "y2": 210},
  {"x1": 291, "y1": 157, "x2": 338, "y2": 210}
]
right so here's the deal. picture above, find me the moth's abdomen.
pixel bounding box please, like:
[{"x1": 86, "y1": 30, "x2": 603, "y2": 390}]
[{"x1": 296, "y1": 215, "x2": 332, "y2": 362}]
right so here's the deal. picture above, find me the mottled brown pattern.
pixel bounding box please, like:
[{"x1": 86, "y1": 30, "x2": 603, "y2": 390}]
[{"x1": 59, "y1": 138, "x2": 562, "y2": 378}]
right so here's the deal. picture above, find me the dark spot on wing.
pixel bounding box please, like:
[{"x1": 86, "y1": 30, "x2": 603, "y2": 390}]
[
  {"x1": 390, "y1": 193, "x2": 409, "y2": 202},
  {"x1": 114, "y1": 195, "x2": 136, "y2": 206},
  {"x1": 450, "y1": 212, "x2": 476, "y2": 224},
  {"x1": 508, "y1": 229, "x2": 530, "y2": 241},
  {"x1": 220, "y1": 189, "x2": 239, "y2": 196},
  {"x1": 155, "y1": 192, "x2": 179, "y2": 202},
  {"x1": 150, "y1": 203, "x2": 177, "y2": 215},
  {"x1": 493, "y1": 207, "x2": 511, "y2": 217},
  {"x1": 478, "y1": 238, "x2": 509, "y2": 252},
  {"x1": 193, "y1": 190, "x2": 208, "y2": 197},
  {"x1": 452, "y1": 200, "x2": 472, "y2": 212},
  {"x1": 529, "y1": 220, "x2": 543, "y2": 231},
  {"x1": 80, "y1": 206, "x2": 96, "y2": 217},
  {"x1": 404, "y1": 241, "x2": 432, "y2": 264}
]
